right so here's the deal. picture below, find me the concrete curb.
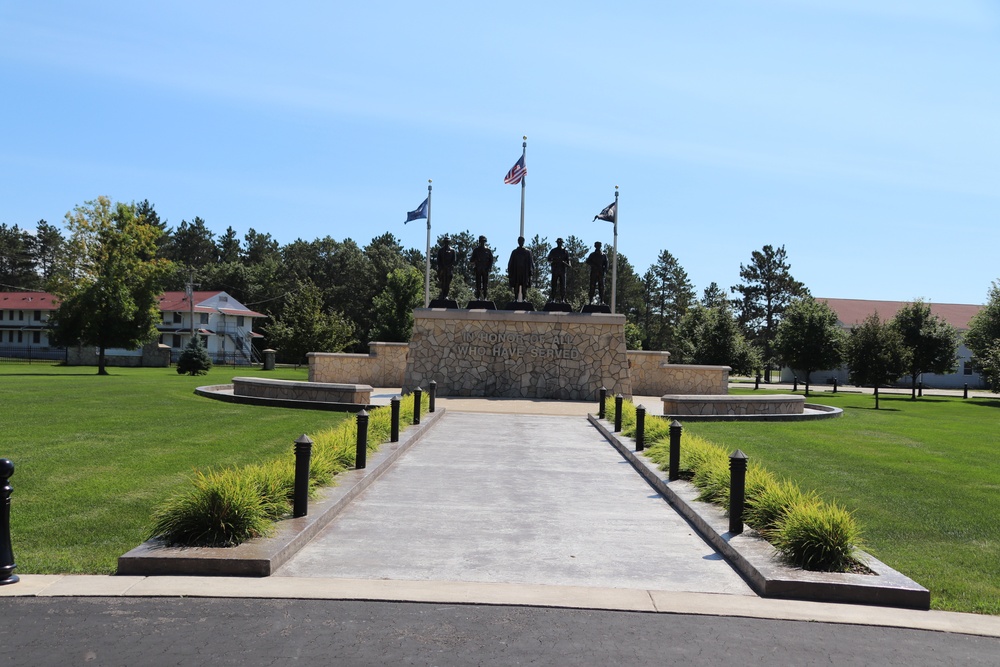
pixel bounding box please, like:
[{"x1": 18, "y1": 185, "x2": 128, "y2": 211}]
[
  {"x1": 588, "y1": 414, "x2": 931, "y2": 610},
  {"x1": 117, "y1": 408, "x2": 447, "y2": 577}
]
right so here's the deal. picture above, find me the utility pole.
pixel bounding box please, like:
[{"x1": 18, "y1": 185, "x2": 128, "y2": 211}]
[{"x1": 186, "y1": 269, "x2": 197, "y2": 343}]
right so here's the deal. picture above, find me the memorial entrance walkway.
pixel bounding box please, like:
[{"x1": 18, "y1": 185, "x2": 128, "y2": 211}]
[{"x1": 275, "y1": 410, "x2": 753, "y2": 595}]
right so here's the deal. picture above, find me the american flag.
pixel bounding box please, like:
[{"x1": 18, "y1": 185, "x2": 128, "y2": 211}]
[{"x1": 504, "y1": 155, "x2": 527, "y2": 185}]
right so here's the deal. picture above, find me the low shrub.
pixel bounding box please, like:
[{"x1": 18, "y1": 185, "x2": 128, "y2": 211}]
[
  {"x1": 149, "y1": 391, "x2": 430, "y2": 547},
  {"x1": 771, "y1": 501, "x2": 863, "y2": 572},
  {"x1": 149, "y1": 470, "x2": 275, "y2": 547},
  {"x1": 621, "y1": 397, "x2": 864, "y2": 572}
]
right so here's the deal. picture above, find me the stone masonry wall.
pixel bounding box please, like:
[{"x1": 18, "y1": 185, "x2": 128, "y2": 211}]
[
  {"x1": 403, "y1": 309, "x2": 632, "y2": 399},
  {"x1": 627, "y1": 357, "x2": 730, "y2": 396},
  {"x1": 308, "y1": 342, "x2": 408, "y2": 386}
]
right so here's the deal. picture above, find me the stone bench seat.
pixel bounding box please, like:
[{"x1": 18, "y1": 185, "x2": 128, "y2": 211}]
[
  {"x1": 661, "y1": 394, "x2": 804, "y2": 416},
  {"x1": 233, "y1": 377, "x2": 373, "y2": 405}
]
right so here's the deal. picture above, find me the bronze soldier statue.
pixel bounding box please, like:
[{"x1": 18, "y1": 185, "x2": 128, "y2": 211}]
[
  {"x1": 586, "y1": 241, "x2": 608, "y2": 305},
  {"x1": 547, "y1": 237, "x2": 570, "y2": 303},
  {"x1": 436, "y1": 236, "x2": 457, "y2": 300},
  {"x1": 507, "y1": 236, "x2": 533, "y2": 302},
  {"x1": 469, "y1": 235, "x2": 494, "y2": 300}
]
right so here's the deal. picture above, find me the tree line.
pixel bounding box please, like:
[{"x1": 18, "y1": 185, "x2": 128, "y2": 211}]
[{"x1": 4, "y1": 196, "x2": 1000, "y2": 390}]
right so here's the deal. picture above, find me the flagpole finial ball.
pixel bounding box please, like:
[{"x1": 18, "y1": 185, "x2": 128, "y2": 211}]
[
  {"x1": 615, "y1": 185, "x2": 619, "y2": 190},
  {"x1": 523, "y1": 135, "x2": 527, "y2": 140},
  {"x1": 428, "y1": 179, "x2": 432, "y2": 183}
]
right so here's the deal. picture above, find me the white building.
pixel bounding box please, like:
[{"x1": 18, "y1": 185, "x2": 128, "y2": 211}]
[{"x1": 780, "y1": 298, "x2": 984, "y2": 389}]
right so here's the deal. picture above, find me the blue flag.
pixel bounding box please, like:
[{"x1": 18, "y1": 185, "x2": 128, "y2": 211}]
[{"x1": 405, "y1": 198, "x2": 428, "y2": 223}]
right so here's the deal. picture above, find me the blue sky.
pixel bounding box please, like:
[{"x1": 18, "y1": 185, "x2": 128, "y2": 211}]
[{"x1": 2, "y1": 1, "x2": 999, "y2": 305}]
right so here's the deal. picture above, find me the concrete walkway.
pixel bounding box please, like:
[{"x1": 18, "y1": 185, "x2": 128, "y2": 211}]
[{"x1": 275, "y1": 411, "x2": 752, "y2": 595}]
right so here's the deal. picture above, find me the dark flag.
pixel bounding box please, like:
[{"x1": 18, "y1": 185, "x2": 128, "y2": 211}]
[
  {"x1": 405, "y1": 198, "x2": 429, "y2": 223},
  {"x1": 504, "y1": 155, "x2": 527, "y2": 185},
  {"x1": 593, "y1": 201, "x2": 616, "y2": 222}
]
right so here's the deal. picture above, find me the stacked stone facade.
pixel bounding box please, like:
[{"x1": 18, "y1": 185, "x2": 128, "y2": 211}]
[
  {"x1": 233, "y1": 377, "x2": 372, "y2": 404},
  {"x1": 403, "y1": 309, "x2": 632, "y2": 399},
  {"x1": 661, "y1": 394, "x2": 804, "y2": 416},
  {"x1": 627, "y1": 355, "x2": 730, "y2": 395},
  {"x1": 308, "y1": 342, "x2": 408, "y2": 386}
]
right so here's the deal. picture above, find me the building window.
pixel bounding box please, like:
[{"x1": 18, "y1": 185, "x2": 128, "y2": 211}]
[
  {"x1": 33, "y1": 310, "x2": 41, "y2": 321},
  {"x1": 173, "y1": 312, "x2": 182, "y2": 324},
  {"x1": 33, "y1": 331, "x2": 40, "y2": 344},
  {"x1": 200, "y1": 335, "x2": 209, "y2": 347},
  {"x1": 18, "y1": 310, "x2": 24, "y2": 321},
  {"x1": 0, "y1": 310, "x2": 4, "y2": 320},
  {"x1": 17, "y1": 331, "x2": 23, "y2": 343},
  {"x1": 172, "y1": 334, "x2": 182, "y2": 348},
  {"x1": 965, "y1": 359, "x2": 978, "y2": 376},
  {"x1": 199, "y1": 312, "x2": 209, "y2": 325},
  {"x1": 7, "y1": 331, "x2": 12, "y2": 343}
]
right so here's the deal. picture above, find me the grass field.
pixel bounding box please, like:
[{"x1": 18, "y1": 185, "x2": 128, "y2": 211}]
[
  {"x1": 0, "y1": 364, "x2": 349, "y2": 574},
  {"x1": 678, "y1": 389, "x2": 1000, "y2": 615}
]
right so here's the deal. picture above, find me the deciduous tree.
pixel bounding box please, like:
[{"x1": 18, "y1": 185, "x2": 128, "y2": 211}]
[
  {"x1": 845, "y1": 313, "x2": 908, "y2": 408},
  {"x1": 890, "y1": 300, "x2": 959, "y2": 399},
  {"x1": 774, "y1": 297, "x2": 846, "y2": 396},
  {"x1": 265, "y1": 279, "x2": 355, "y2": 365},
  {"x1": 50, "y1": 197, "x2": 174, "y2": 374}
]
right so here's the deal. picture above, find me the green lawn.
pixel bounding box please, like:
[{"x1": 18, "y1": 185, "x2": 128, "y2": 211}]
[
  {"x1": 0, "y1": 364, "x2": 348, "y2": 574},
  {"x1": 679, "y1": 389, "x2": 1000, "y2": 615}
]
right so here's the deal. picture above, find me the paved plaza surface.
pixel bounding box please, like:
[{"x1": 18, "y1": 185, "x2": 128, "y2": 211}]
[{"x1": 275, "y1": 411, "x2": 752, "y2": 594}]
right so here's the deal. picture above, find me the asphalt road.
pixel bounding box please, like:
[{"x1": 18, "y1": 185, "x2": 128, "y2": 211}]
[{"x1": 2, "y1": 597, "x2": 998, "y2": 666}]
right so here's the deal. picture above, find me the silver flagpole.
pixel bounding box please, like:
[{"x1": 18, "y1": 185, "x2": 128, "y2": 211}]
[
  {"x1": 424, "y1": 180, "x2": 432, "y2": 308},
  {"x1": 519, "y1": 136, "x2": 526, "y2": 239},
  {"x1": 611, "y1": 186, "x2": 619, "y2": 314}
]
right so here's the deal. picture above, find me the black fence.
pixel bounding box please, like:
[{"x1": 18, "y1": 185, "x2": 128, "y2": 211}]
[{"x1": 0, "y1": 346, "x2": 67, "y2": 364}]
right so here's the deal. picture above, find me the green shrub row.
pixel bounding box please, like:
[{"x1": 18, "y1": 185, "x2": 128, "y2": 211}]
[
  {"x1": 604, "y1": 397, "x2": 864, "y2": 572},
  {"x1": 149, "y1": 393, "x2": 429, "y2": 547}
]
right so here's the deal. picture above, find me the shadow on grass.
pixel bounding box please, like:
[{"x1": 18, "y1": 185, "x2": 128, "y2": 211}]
[
  {"x1": 967, "y1": 399, "x2": 1000, "y2": 410},
  {"x1": 0, "y1": 371, "x2": 103, "y2": 377}
]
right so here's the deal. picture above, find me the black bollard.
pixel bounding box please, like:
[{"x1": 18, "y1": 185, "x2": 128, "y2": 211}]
[
  {"x1": 964, "y1": 383, "x2": 969, "y2": 399},
  {"x1": 1, "y1": 458, "x2": 18, "y2": 585},
  {"x1": 293, "y1": 435, "x2": 312, "y2": 518},
  {"x1": 635, "y1": 405, "x2": 646, "y2": 451},
  {"x1": 356, "y1": 410, "x2": 369, "y2": 469},
  {"x1": 832, "y1": 377, "x2": 838, "y2": 394},
  {"x1": 754, "y1": 374, "x2": 760, "y2": 390},
  {"x1": 428, "y1": 380, "x2": 437, "y2": 413},
  {"x1": 668, "y1": 420, "x2": 682, "y2": 481},
  {"x1": 390, "y1": 395, "x2": 400, "y2": 442},
  {"x1": 874, "y1": 385, "x2": 880, "y2": 410},
  {"x1": 614, "y1": 394, "x2": 624, "y2": 432},
  {"x1": 918, "y1": 381, "x2": 923, "y2": 398},
  {"x1": 598, "y1": 386, "x2": 607, "y2": 419},
  {"x1": 413, "y1": 387, "x2": 422, "y2": 425},
  {"x1": 729, "y1": 450, "x2": 748, "y2": 535},
  {"x1": 792, "y1": 376, "x2": 798, "y2": 392}
]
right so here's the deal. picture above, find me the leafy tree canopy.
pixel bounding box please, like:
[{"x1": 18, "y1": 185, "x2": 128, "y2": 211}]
[
  {"x1": 49, "y1": 197, "x2": 174, "y2": 374},
  {"x1": 845, "y1": 312, "x2": 909, "y2": 406},
  {"x1": 774, "y1": 297, "x2": 845, "y2": 395},
  {"x1": 889, "y1": 299, "x2": 959, "y2": 398}
]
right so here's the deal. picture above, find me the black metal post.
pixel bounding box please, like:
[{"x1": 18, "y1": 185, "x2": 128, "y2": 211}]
[
  {"x1": 390, "y1": 395, "x2": 400, "y2": 442},
  {"x1": 413, "y1": 387, "x2": 422, "y2": 425},
  {"x1": 754, "y1": 374, "x2": 760, "y2": 390},
  {"x1": 293, "y1": 435, "x2": 312, "y2": 518},
  {"x1": 832, "y1": 378, "x2": 838, "y2": 394},
  {"x1": 792, "y1": 376, "x2": 798, "y2": 392},
  {"x1": 598, "y1": 386, "x2": 607, "y2": 419},
  {"x1": 874, "y1": 385, "x2": 880, "y2": 410},
  {"x1": 428, "y1": 380, "x2": 437, "y2": 413},
  {"x1": 635, "y1": 405, "x2": 646, "y2": 451},
  {"x1": 964, "y1": 383, "x2": 969, "y2": 399},
  {"x1": 0, "y1": 459, "x2": 18, "y2": 585},
  {"x1": 356, "y1": 410, "x2": 369, "y2": 469},
  {"x1": 668, "y1": 420, "x2": 682, "y2": 481},
  {"x1": 918, "y1": 381, "x2": 923, "y2": 398},
  {"x1": 614, "y1": 394, "x2": 623, "y2": 432},
  {"x1": 729, "y1": 450, "x2": 748, "y2": 534}
]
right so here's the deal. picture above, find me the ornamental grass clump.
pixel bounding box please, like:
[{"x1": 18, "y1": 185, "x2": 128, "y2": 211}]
[
  {"x1": 149, "y1": 391, "x2": 429, "y2": 547},
  {"x1": 772, "y1": 500, "x2": 863, "y2": 572},
  {"x1": 149, "y1": 469, "x2": 276, "y2": 547},
  {"x1": 633, "y1": 398, "x2": 864, "y2": 573}
]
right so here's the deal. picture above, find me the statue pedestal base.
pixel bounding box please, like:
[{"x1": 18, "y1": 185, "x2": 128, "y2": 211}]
[
  {"x1": 543, "y1": 302, "x2": 573, "y2": 312},
  {"x1": 429, "y1": 298, "x2": 459, "y2": 309},
  {"x1": 466, "y1": 300, "x2": 497, "y2": 310},
  {"x1": 581, "y1": 304, "x2": 612, "y2": 314},
  {"x1": 505, "y1": 301, "x2": 535, "y2": 311}
]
